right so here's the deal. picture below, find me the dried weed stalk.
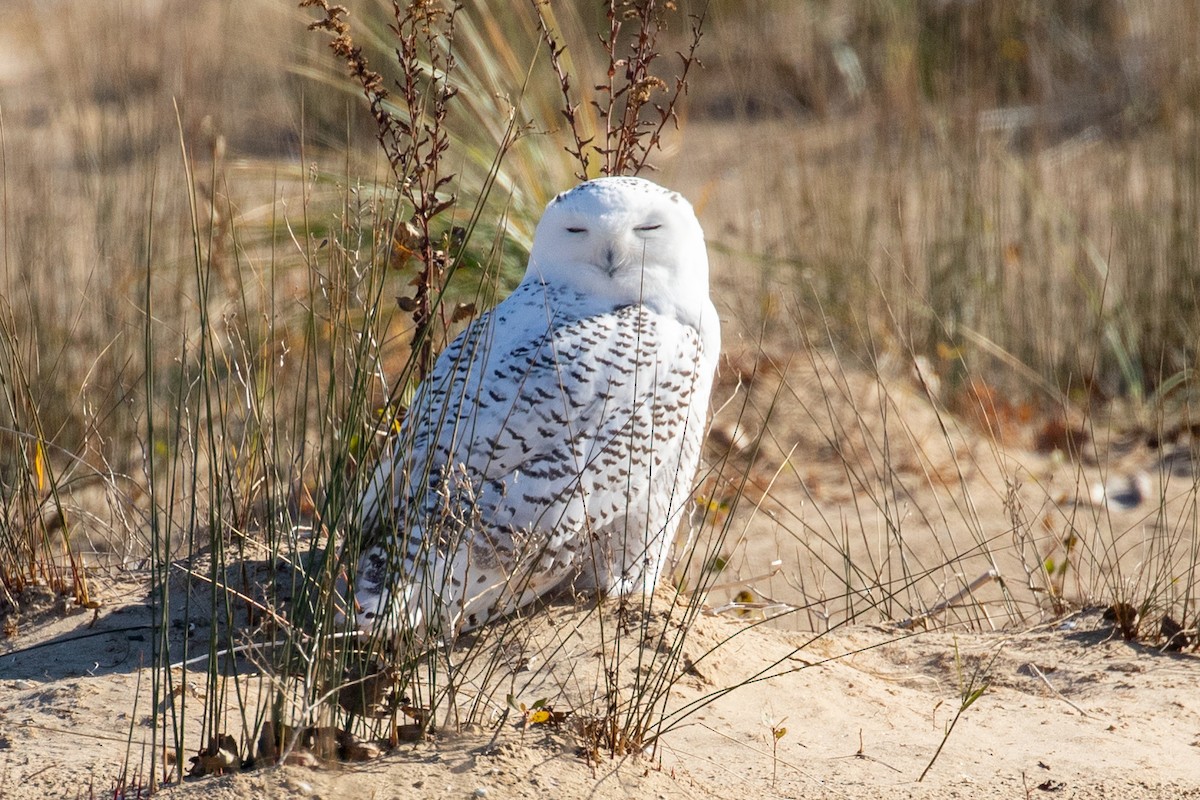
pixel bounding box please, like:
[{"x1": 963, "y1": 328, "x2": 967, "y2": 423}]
[
  {"x1": 302, "y1": 0, "x2": 461, "y2": 377},
  {"x1": 533, "y1": 0, "x2": 707, "y2": 178}
]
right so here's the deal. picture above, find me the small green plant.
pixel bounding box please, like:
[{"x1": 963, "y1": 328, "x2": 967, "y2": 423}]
[
  {"x1": 917, "y1": 639, "x2": 994, "y2": 782},
  {"x1": 507, "y1": 695, "x2": 568, "y2": 732}
]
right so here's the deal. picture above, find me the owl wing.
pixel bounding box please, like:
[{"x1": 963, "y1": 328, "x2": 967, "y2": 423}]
[{"x1": 360, "y1": 281, "x2": 708, "y2": 555}]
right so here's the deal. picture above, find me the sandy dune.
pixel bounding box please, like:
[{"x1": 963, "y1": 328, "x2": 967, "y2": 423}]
[{"x1": 3, "y1": 570, "x2": 1198, "y2": 799}]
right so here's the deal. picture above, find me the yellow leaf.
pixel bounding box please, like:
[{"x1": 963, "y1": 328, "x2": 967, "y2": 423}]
[
  {"x1": 527, "y1": 708, "x2": 551, "y2": 725},
  {"x1": 696, "y1": 494, "x2": 729, "y2": 514},
  {"x1": 34, "y1": 439, "x2": 45, "y2": 493},
  {"x1": 936, "y1": 342, "x2": 963, "y2": 361}
]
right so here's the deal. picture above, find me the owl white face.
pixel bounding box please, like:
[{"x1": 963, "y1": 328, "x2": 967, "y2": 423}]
[{"x1": 527, "y1": 176, "x2": 711, "y2": 326}]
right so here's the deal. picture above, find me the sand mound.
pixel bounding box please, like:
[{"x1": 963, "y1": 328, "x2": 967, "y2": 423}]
[{"x1": 3, "y1": 576, "x2": 1198, "y2": 799}]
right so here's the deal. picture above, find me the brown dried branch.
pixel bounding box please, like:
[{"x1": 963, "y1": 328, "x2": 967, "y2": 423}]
[
  {"x1": 635, "y1": 5, "x2": 705, "y2": 172},
  {"x1": 531, "y1": 0, "x2": 706, "y2": 178},
  {"x1": 531, "y1": 3, "x2": 594, "y2": 180},
  {"x1": 299, "y1": 1, "x2": 404, "y2": 172},
  {"x1": 302, "y1": 0, "x2": 462, "y2": 379}
]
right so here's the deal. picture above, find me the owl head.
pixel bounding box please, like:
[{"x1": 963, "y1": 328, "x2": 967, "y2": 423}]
[{"x1": 526, "y1": 176, "x2": 712, "y2": 328}]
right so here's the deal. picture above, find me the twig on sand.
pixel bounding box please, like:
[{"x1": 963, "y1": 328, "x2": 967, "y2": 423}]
[
  {"x1": 1026, "y1": 661, "x2": 1089, "y2": 717},
  {"x1": 896, "y1": 568, "x2": 1000, "y2": 630}
]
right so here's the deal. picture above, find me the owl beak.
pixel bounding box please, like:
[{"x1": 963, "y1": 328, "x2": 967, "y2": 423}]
[{"x1": 603, "y1": 246, "x2": 616, "y2": 276}]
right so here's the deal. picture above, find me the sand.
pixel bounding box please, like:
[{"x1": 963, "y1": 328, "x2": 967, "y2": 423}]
[{"x1": 3, "y1": 562, "x2": 1199, "y2": 799}]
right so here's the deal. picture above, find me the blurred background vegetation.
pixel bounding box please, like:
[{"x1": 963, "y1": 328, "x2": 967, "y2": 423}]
[{"x1": 700, "y1": 0, "x2": 1197, "y2": 407}]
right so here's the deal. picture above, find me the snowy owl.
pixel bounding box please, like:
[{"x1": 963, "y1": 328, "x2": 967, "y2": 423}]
[{"x1": 353, "y1": 176, "x2": 720, "y2": 636}]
